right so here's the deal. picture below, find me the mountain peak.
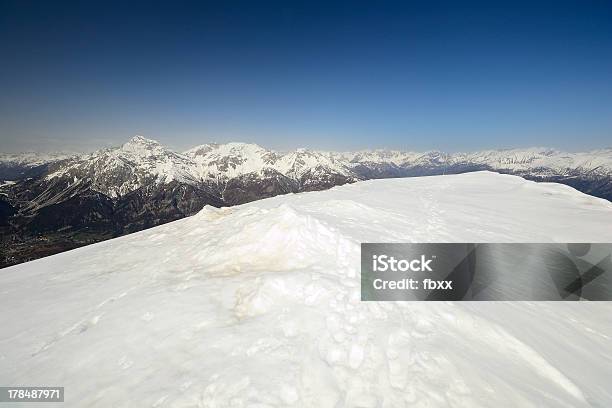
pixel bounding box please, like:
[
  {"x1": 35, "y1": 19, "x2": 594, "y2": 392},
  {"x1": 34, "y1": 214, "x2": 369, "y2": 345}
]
[
  {"x1": 125, "y1": 135, "x2": 160, "y2": 145},
  {"x1": 120, "y1": 135, "x2": 166, "y2": 155}
]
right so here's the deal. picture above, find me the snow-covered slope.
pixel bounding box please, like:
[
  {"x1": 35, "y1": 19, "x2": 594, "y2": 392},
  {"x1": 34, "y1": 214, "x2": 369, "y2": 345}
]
[{"x1": 2, "y1": 172, "x2": 612, "y2": 407}]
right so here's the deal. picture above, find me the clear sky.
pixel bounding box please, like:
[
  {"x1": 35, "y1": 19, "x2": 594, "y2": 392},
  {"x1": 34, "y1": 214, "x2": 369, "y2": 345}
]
[{"x1": 1, "y1": 0, "x2": 611, "y2": 153}]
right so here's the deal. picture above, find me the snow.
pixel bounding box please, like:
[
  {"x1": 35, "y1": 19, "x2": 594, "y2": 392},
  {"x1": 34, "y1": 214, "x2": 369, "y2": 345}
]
[
  {"x1": 30, "y1": 136, "x2": 612, "y2": 201},
  {"x1": 338, "y1": 150, "x2": 424, "y2": 166},
  {"x1": 0, "y1": 151, "x2": 75, "y2": 166},
  {"x1": 455, "y1": 147, "x2": 612, "y2": 175},
  {"x1": 188, "y1": 142, "x2": 279, "y2": 180},
  {"x1": 186, "y1": 142, "x2": 354, "y2": 181},
  {"x1": 1, "y1": 172, "x2": 612, "y2": 407},
  {"x1": 43, "y1": 136, "x2": 200, "y2": 198}
]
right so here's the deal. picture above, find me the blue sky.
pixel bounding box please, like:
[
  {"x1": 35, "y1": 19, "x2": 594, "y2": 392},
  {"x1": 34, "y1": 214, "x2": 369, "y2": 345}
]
[{"x1": 1, "y1": 0, "x2": 611, "y2": 152}]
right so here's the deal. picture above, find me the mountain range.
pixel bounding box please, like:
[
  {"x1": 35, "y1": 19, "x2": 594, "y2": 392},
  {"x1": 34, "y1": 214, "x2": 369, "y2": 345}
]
[{"x1": 1, "y1": 135, "x2": 611, "y2": 267}]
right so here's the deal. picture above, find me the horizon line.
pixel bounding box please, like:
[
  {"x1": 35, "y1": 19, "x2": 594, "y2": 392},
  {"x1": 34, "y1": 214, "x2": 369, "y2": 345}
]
[{"x1": 1, "y1": 134, "x2": 611, "y2": 155}]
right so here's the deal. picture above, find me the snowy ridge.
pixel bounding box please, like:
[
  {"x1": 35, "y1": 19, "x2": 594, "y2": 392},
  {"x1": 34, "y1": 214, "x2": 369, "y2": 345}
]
[
  {"x1": 2, "y1": 172, "x2": 612, "y2": 407},
  {"x1": 11, "y1": 136, "x2": 612, "y2": 200}
]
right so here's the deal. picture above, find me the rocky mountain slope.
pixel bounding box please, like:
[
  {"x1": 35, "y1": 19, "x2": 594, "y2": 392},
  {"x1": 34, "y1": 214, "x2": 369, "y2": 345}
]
[
  {"x1": 2, "y1": 173, "x2": 612, "y2": 407},
  {"x1": 1, "y1": 136, "x2": 610, "y2": 267}
]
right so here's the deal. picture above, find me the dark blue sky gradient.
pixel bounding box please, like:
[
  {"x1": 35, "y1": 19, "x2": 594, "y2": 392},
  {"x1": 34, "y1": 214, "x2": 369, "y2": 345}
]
[{"x1": 1, "y1": 0, "x2": 611, "y2": 152}]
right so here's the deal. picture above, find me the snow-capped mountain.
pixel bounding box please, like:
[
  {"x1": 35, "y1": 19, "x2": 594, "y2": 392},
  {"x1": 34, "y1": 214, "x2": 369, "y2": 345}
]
[
  {"x1": 186, "y1": 142, "x2": 280, "y2": 180},
  {"x1": 184, "y1": 142, "x2": 357, "y2": 192},
  {"x1": 0, "y1": 151, "x2": 74, "y2": 166},
  {"x1": 2, "y1": 172, "x2": 612, "y2": 407},
  {"x1": 453, "y1": 147, "x2": 612, "y2": 176},
  {"x1": 27, "y1": 137, "x2": 359, "y2": 203},
  {"x1": 1, "y1": 136, "x2": 611, "y2": 268},
  {"x1": 0, "y1": 151, "x2": 76, "y2": 181},
  {"x1": 5, "y1": 136, "x2": 612, "y2": 201},
  {"x1": 43, "y1": 135, "x2": 200, "y2": 198}
]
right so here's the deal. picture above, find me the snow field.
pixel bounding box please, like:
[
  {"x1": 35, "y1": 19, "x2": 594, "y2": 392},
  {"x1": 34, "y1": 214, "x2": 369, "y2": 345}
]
[{"x1": 1, "y1": 172, "x2": 612, "y2": 407}]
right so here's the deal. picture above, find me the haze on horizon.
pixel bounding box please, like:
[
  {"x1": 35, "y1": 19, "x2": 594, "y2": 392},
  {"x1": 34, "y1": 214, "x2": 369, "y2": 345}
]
[{"x1": 1, "y1": 0, "x2": 611, "y2": 153}]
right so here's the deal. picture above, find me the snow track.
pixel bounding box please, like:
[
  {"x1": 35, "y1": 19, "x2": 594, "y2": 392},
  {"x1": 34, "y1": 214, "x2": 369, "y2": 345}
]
[{"x1": 1, "y1": 172, "x2": 612, "y2": 407}]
